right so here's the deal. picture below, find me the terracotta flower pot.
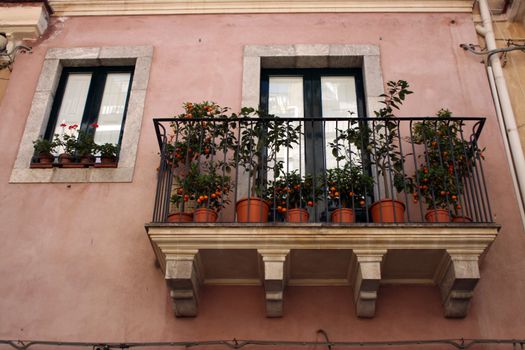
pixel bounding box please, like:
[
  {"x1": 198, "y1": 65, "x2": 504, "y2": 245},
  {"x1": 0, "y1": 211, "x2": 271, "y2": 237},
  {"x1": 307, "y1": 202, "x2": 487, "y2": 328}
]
[
  {"x1": 425, "y1": 209, "x2": 451, "y2": 223},
  {"x1": 38, "y1": 152, "x2": 55, "y2": 164},
  {"x1": 80, "y1": 154, "x2": 96, "y2": 165},
  {"x1": 236, "y1": 197, "x2": 269, "y2": 223},
  {"x1": 30, "y1": 152, "x2": 55, "y2": 168},
  {"x1": 370, "y1": 199, "x2": 405, "y2": 223},
  {"x1": 452, "y1": 215, "x2": 473, "y2": 223},
  {"x1": 95, "y1": 156, "x2": 118, "y2": 168},
  {"x1": 167, "y1": 212, "x2": 193, "y2": 222},
  {"x1": 286, "y1": 208, "x2": 309, "y2": 223},
  {"x1": 331, "y1": 208, "x2": 355, "y2": 223},
  {"x1": 59, "y1": 153, "x2": 83, "y2": 168},
  {"x1": 194, "y1": 208, "x2": 218, "y2": 222}
]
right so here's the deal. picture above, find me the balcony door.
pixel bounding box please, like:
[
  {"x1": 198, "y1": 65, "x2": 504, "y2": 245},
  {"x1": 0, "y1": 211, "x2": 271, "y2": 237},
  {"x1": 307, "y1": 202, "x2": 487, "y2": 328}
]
[{"x1": 260, "y1": 68, "x2": 366, "y2": 179}]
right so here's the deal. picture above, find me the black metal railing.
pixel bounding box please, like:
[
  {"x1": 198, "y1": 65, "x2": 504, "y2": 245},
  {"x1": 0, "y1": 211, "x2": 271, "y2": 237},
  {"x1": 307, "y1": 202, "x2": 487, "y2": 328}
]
[{"x1": 152, "y1": 116, "x2": 492, "y2": 224}]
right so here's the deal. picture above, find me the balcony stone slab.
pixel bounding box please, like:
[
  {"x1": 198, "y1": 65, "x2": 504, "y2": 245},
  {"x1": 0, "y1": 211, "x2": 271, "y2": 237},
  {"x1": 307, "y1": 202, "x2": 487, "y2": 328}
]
[{"x1": 146, "y1": 223, "x2": 499, "y2": 318}]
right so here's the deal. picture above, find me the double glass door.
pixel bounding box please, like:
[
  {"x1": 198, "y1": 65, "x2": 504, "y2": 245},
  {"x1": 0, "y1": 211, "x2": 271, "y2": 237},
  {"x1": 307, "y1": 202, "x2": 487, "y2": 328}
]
[{"x1": 260, "y1": 68, "x2": 366, "y2": 179}]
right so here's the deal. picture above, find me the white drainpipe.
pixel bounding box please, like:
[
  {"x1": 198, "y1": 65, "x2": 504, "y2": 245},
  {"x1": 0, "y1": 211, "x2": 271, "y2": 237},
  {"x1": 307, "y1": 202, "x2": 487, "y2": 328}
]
[{"x1": 476, "y1": 0, "x2": 525, "y2": 228}]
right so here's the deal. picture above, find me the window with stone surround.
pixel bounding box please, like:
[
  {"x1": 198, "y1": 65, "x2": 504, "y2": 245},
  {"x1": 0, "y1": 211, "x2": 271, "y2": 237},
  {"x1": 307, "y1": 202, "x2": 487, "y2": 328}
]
[
  {"x1": 239, "y1": 44, "x2": 384, "y2": 199},
  {"x1": 10, "y1": 46, "x2": 152, "y2": 183}
]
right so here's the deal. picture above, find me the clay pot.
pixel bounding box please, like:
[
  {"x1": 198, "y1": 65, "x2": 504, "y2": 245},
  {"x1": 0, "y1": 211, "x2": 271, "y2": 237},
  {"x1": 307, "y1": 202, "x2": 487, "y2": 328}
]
[
  {"x1": 167, "y1": 212, "x2": 193, "y2": 222},
  {"x1": 286, "y1": 208, "x2": 309, "y2": 223},
  {"x1": 452, "y1": 215, "x2": 473, "y2": 223},
  {"x1": 236, "y1": 197, "x2": 269, "y2": 223},
  {"x1": 38, "y1": 152, "x2": 55, "y2": 164},
  {"x1": 425, "y1": 209, "x2": 451, "y2": 223},
  {"x1": 59, "y1": 153, "x2": 83, "y2": 168},
  {"x1": 194, "y1": 208, "x2": 218, "y2": 222},
  {"x1": 80, "y1": 155, "x2": 96, "y2": 165},
  {"x1": 331, "y1": 208, "x2": 355, "y2": 223},
  {"x1": 370, "y1": 199, "x2": 405, "y2": 223},
  {"x1": 100, "y1": 156, "x2": 117, "y2": 164},
  {"x1": 58, "y1": 153, "x2": 74, "y2": 164}
]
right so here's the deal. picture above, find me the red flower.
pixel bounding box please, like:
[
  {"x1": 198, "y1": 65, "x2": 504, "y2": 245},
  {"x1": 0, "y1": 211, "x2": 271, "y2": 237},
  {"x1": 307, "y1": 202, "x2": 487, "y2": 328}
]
[
  {"x1": 60, "y1": 123, "x2": 67, "y2": 127},
  {"x1": 68, "y1": 124, "x2": 78, "y2": 130},
  {"x1": 90, "y1": 123, "x2": 99, "y2": 128}
]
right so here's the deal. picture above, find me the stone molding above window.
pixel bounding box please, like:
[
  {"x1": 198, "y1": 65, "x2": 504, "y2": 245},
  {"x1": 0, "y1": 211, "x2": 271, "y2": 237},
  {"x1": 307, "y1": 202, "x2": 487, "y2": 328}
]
[{"x1": 9, "y1": 45, "x2": 153, "y2": 183}]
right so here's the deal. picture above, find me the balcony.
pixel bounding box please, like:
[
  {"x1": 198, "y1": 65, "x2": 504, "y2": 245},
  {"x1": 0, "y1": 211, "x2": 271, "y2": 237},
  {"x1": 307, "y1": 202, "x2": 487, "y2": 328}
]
[{"x1": 145, "y1": 107, "x2": 499, "y2": 319}]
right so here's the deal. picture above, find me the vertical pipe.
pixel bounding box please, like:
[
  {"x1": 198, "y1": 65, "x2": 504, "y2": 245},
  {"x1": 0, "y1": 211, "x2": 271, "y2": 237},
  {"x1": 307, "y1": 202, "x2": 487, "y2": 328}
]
[{"x1": 478, "y1": 0, "x2": 525, "y2": 227}]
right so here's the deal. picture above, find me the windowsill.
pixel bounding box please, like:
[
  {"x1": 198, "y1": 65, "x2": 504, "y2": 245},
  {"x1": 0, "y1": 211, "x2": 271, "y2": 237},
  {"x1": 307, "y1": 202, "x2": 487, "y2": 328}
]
[{"x1": 10, "y1": 166, "x2": 134, "y2": 183}]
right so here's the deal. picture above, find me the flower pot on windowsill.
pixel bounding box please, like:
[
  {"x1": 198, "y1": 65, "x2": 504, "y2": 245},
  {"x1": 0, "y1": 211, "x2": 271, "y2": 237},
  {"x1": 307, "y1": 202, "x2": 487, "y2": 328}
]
[
  {"x1": 167, "y1": 212, "x2": 193, "y2": 223},
  {"x1": 331, "y1": 208, "x2": 355, "y2": 223},
  {"x1": 80, "y1": 154, "x2": 96, "y2": 167},
  {"x1": 59, "y1": 153, "x2": 83, "y2": 168},
  {"x1": 425, "y1": 209, "x2": 451, "y2": 223},
  {"x1": 194, "y1": 208, "x2": 218, "y2": 222},
  {"x1": 30, "y1": 152, "x2": 55, "y2": 168},
  {"x1": 370, "y1": 199, "x2": 405, "y2": 223},
  {"x1": 286, "y1": 208, "x2": 309, "y2": 223},
  {"x1": 236, "y1": 197, "x2": 269, "y2": 223},
  {"x1": 94, "y1": 156, "x2": 118, "y2": 168}
]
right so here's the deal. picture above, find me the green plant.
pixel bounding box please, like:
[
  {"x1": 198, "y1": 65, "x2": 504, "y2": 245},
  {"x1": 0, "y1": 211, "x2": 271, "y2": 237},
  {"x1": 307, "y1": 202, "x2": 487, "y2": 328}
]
[
  {"x1": 324, "y1": 164, "x2": 374, "y2": 209},
  {"x1": 33, "y1": 137, "x2": 58, "y2": 155},
  {"x1": 53, "y1": 123, "x2": 98, "y2": 157},
  {"x1": 235, "y1": 108, "x2": 302, "y2": 197},
  {"x1": 97, "y1": 143, "x2": 119, "y2": 158},
  {"x1": 168, "y1": 102, "x2": 238, "y2": 170},
  {"x1": 267, "y1": 170, "x2": 321, "y2": 213},
  {"x1": 331, "y1": 80, "x2": 413, "y2": 198},
  {"x1": 171, "y1": 162, "x2": 232, "y2": 212},
  {"x1": 410, "y1": 109, "x2": 481, "y2": 211}
]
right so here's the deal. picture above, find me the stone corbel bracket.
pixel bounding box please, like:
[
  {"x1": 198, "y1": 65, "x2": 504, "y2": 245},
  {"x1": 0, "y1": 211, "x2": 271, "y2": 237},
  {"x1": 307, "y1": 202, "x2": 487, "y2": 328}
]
[
  {"x1": 258, "y1": 249, "x2": 290, "y2": 317},
  {"x1": 436, "y1": 249, "x2": 483, "y2": 318},
  {"x1": 350, "y1": 249, "x2": 387, "y2": 318},
  {"x1": 165, "y1": 250, "x2": 202, "y2": 317}
]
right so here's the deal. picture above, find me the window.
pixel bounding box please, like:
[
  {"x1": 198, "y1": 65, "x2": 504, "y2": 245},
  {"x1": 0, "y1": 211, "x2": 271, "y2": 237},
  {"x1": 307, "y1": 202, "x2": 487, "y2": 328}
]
[
  {"x1": 44, "y1": 66, "x2": 134, "y2": 154},
  {"x1": 260, "y1": 68, "x2": 366, "y2": 176},
  {"x1": 10, "y1": 45, "x2": 152, "y2": 183}
]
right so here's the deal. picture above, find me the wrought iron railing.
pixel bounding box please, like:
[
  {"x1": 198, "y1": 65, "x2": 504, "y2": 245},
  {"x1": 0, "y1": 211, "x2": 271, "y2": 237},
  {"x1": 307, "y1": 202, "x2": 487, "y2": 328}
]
[{"x1": 152, "y1": 116, "x2": 492, "y2": 224}]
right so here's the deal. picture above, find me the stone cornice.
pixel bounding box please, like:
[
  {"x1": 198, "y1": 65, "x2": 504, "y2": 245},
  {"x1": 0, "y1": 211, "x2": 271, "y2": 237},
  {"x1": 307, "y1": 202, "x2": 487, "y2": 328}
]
[{"x1": 48, "y1": 0, "x2": 475, "y2": 17}]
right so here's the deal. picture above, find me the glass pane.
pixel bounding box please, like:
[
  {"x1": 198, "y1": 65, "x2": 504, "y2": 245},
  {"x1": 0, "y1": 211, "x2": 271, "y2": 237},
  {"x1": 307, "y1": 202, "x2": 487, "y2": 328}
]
[
  {"x1": 268, "y1": 76, "x2": 305, "y2": 179},
  {"x1": 321, "y1": 76, "x2": 358, "y2": 170},
  {"x1": 94, "y1": 73, "x2": 131, "y2": 146},
  {"x1": 53, "y1": 73, "x2": 92, "y2": 136}
]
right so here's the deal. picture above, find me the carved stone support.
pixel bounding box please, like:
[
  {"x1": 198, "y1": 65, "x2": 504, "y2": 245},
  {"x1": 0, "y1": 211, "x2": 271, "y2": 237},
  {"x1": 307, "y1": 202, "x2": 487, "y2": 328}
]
[
  {"x1": 351, "y1": 249, "x2": 386, "y2": 318},
  {"x1": 258, "y1": 249, "x2": 289, "y2": 317},
  {"x1": 438, "y1": 251, "x2": 481, "y2": 318},
  {"x1": 165, "y1": 251, "x2": 200, "y2": 317}
]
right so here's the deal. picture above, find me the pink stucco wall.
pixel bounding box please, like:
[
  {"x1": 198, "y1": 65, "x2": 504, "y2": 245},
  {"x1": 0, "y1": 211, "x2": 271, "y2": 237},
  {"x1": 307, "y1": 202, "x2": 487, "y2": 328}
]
[{"x1": 0, "y1": 12, "x2": 524, "y2": 346}]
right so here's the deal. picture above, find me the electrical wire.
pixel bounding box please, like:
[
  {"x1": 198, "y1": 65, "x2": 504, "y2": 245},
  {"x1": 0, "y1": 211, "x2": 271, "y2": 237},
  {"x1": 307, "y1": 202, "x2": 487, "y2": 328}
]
[{"x1": 2, "y1": 337, "x2": 525, "y2": 350}]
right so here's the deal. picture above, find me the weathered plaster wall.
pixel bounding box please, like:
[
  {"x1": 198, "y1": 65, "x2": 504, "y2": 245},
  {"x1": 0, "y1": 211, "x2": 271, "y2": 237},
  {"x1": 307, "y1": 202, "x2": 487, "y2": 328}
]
[
  {"x1": 0, "y1": 12, "x2": 524, "y2": 345},
  {"x1": 491, "y1": 20, "x2": 525, "y2": 155}
]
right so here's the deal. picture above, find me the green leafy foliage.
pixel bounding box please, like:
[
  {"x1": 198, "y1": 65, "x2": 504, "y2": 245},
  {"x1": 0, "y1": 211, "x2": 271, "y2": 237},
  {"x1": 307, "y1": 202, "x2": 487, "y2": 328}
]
[
  {"x1": 171, "y1": 161, "x2": 232, "y2": 212},
  {"x1": 266, "y1": 170, "x2": 321, "y2": 211},
  {"x1": 410, "y1": 109, "x2": 482, "y2": 211},
  {"x1": 33, "y1": 137, "x2": 58, "y2": 155},
  {"x1": 323, "y1": 164, "x2": 374, "y2": 209}
]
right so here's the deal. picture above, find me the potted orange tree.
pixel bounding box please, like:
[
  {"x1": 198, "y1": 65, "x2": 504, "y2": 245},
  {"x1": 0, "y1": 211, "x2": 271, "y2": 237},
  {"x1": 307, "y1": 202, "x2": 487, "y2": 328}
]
[
  {"x1": 410, "y1": 109, "x2": 478, "y2": 222},
  {"x1": 333, "y1": 80, "x2": 413, "y2": 222},
  {"x1": 235, "y1": 108, "x2": 301, "y2": 223},
  {"x1": 324, "y1": 163, "x2": 374, "y2": 223},
  {"x1": 267, "y1": 170, "x2": 320, "y2": 223},
  {"x1": 166, "y1": 102, "x2": 238, "y2": 222},
  {"x1": 171, "y1": 162, "x2": 232, "y2": 222}
]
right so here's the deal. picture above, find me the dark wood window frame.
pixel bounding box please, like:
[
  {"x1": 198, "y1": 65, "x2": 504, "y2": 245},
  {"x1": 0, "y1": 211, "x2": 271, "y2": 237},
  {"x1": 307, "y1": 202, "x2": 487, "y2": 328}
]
[{"x1": 44, "y1": 66, "x2": 134, "y2": 149}]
